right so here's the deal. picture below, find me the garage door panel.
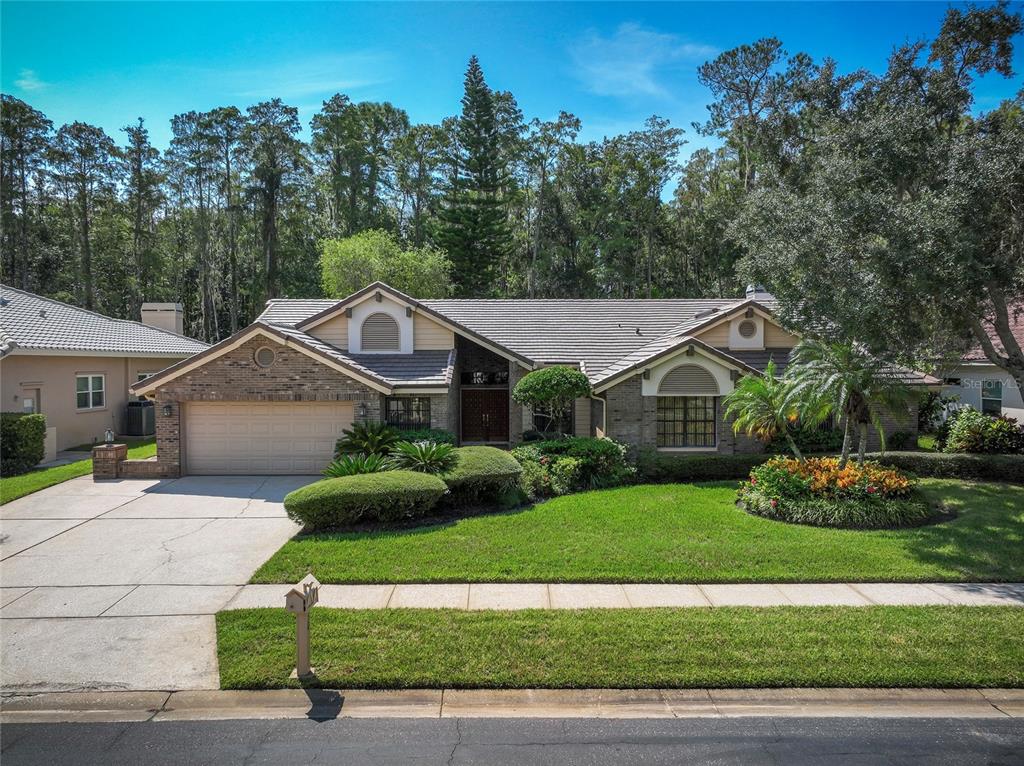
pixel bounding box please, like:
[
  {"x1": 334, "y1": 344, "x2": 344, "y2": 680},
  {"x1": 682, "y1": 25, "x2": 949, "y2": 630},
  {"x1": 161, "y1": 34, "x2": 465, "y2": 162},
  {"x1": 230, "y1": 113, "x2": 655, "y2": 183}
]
[{"x1": 185, "y1": 401, "x2": 353, "y2": 475}]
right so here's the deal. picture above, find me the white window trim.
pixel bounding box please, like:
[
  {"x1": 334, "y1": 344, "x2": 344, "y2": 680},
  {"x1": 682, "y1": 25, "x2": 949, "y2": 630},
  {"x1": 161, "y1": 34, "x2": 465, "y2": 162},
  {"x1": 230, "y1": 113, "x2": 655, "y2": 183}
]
[{"x1": 76, "y1": 373, "x2": 106, "y2": 412}]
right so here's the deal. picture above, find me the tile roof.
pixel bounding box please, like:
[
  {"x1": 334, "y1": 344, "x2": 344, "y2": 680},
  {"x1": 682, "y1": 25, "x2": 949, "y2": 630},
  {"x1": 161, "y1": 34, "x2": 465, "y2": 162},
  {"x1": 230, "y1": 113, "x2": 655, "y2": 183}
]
[
  {"x1": 260, "y1": 298, "x2": 338, "y2": 326},
  {"x1": 270, "y1": 324, "x2": 452, "y2": 387},
  {"x1": 0, "y1": 284, "x2": 209, "y2": 358},
  {"x1": 963, "y1": 303, "x2": 1024, "y2": 363}
]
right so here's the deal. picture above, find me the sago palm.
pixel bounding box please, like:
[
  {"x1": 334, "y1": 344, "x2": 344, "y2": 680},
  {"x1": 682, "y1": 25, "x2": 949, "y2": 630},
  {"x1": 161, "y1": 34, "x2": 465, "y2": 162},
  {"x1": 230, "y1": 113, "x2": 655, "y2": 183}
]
[
  {"x1": 723, "y1": 359, "x2": 806, "y2": 460},
  {"x1": 787, "y1": 339, "x2": 912, "y2": 468}
]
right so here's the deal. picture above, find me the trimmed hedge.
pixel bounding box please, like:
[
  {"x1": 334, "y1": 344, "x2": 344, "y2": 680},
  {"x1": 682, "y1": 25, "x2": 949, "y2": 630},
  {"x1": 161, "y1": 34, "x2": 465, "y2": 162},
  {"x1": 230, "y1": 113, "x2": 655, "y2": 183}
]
[
  {"x1": 395, "y1": 428, "x2": 457, "y2": 445},
  {"x1": 870, "y1": 451, "x2": 1024, "y2": 483},
  {"x1": 284, "y1": 471, "x2": 447, "y2": 529},
  {"x1": 637, "y1": 450, "x2": 774, "y2": 482},
  {"x1": 1, "y1": 412, "x2": 46, "y2": 476},
  {"x1": 441, "y1": 446, "x2": 523, "y2": 506},
  {"x1": 739, "y1": 489, "x2": 938, "y2": 529}
]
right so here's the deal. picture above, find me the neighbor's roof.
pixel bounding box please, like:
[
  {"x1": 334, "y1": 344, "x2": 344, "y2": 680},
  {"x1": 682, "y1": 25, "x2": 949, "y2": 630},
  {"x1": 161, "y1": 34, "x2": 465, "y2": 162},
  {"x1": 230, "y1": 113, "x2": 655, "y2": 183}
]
[
  {"x1": 0, "y1": 284, "x2": 209, "y2": 358},
  {"x1": 963, "y1": 303, "x2": 1024, "y2": 363}
]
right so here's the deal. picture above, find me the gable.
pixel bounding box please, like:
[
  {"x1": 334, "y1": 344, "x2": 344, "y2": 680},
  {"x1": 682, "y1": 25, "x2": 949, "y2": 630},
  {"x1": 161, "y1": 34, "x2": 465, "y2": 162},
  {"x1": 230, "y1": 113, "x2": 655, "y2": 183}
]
[
  {"x1": 310, "y1": 314, "x2": 348, "y2": 349},
  {"x1": 414, "y1": 311, "x2": 455, "y2": 350},
  {"x1": 692, "y1": 308, "x2": 798, "y2": 351}
]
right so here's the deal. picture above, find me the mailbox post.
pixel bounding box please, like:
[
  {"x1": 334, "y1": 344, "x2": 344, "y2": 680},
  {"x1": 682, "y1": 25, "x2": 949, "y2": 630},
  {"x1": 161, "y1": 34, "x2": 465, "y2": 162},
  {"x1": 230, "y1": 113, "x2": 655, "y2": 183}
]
[{"x1": 284, "y1": 573, "x2": 320, "y2": 679}]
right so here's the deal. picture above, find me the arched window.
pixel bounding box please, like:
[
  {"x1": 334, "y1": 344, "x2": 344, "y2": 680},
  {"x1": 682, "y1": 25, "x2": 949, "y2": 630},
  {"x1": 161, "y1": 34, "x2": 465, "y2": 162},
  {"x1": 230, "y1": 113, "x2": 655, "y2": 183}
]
[
  {"x1": 656, "y1": 364, "x2": 719, "y2": 448},
  {"x1": 361, "y1": 312, "x2": 400, "y2": 351}
]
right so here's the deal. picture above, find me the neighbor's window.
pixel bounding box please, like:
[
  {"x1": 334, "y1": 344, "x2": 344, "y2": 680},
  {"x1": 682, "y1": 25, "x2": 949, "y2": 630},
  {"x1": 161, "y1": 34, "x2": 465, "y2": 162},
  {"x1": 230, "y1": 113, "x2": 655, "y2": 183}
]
[
  {"x1": 656, "y1": 396, "x2": 716, "y2": 448},
  {"x1": 384, "y1": 396, "x2": 431, "y2": 429},
  {"x1": 981, "y1": 380, "x2": 1003, "y2": 415},
  {"x1": 76, "y1": 374, "x2": 105, "y2": 410},
  {"x1": 137, "y1": 372, "x2": 156, "y2": 382}
]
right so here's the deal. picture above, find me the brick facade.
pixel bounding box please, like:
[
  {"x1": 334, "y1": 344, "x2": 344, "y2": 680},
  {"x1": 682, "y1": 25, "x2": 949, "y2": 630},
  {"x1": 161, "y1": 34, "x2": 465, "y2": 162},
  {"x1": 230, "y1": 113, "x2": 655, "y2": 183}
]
[{"x1": 147, "y1": 336, "x2": 383, "y2": 477}]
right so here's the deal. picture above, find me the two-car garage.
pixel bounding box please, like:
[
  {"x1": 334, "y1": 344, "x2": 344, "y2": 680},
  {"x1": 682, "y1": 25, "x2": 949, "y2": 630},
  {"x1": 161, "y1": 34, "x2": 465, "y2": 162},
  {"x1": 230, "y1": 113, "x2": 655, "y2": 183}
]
[{"x1": 184, "y1": 401, "x2": 353, "y2": 475}]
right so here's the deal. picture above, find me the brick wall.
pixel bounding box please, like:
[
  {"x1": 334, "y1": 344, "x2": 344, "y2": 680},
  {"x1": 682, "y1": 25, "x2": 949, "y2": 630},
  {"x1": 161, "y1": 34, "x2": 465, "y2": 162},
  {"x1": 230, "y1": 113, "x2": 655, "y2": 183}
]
[{"x1": 148, "y1": 336, "x2": 383, "y2": 477}]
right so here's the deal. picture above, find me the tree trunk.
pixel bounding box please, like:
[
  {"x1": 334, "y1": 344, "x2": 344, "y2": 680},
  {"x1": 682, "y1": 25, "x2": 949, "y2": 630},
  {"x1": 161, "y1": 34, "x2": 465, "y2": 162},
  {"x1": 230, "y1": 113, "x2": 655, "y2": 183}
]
[
  {"x1": 857, "y1": 422, "x2": 868, "y2": 466},
  {"x1": 785, "y1": 432, "x2": 804, "y2": 461},
  {"x1": 838, "y1": 415, "x2": 853, "y2": 469}
]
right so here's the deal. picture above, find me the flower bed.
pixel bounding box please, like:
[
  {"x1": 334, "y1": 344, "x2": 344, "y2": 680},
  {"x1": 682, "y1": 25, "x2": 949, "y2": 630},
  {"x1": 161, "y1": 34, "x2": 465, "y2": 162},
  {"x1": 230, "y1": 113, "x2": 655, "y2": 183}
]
[{"x1": 737, "y1": 457, "x2": 937, "y2": 529}]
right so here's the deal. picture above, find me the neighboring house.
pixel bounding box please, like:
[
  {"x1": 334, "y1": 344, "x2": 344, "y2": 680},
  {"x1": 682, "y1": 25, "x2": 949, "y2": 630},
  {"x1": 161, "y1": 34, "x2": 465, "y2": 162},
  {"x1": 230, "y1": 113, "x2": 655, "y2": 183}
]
[
  {"x1": 941, "y1": 306, "x2": 1024, "y2": 422},
  {"x1": 0, "y1": 285, "x2": 209, "y2": 451},
  {"x1": 130, "y1": 282, "x2": 938, "y2": 477}
]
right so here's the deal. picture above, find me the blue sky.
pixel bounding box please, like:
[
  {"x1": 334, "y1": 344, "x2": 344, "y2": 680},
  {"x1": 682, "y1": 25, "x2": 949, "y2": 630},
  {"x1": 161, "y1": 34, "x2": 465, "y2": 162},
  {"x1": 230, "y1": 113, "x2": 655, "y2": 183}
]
[{"x1": 3, "y1": 1, "x2": 1023, "y2": 158}]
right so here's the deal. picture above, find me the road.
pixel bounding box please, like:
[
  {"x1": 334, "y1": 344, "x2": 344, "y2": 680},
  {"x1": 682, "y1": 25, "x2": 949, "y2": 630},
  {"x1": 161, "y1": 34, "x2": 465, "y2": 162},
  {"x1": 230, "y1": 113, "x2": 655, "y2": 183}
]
[{"x1": 3, "y1": 716, "x2": 1023, "y2": 765}]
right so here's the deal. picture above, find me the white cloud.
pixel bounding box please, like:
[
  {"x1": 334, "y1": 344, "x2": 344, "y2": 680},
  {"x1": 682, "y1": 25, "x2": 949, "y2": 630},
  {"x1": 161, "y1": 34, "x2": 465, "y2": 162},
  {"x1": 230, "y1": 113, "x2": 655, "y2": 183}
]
[
  {"x1": 14, "y1": 69, "x2": 49, "y2": 92},
  {"x1": 217, "y1": 53, "x2": 393, "y2": 100},
  {"x1": 570, "y1": 23, "x2": 716, "y2": 100}
]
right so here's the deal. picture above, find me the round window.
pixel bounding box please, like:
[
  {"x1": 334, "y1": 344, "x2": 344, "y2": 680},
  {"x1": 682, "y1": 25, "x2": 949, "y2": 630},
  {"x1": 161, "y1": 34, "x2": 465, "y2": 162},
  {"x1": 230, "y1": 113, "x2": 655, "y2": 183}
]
[
  {"x1": 254, "y1": 346, "x2": 277, "y2": 368},
  {"x1": 738, "y1": 319, "x2": 757, "y2": 339}
]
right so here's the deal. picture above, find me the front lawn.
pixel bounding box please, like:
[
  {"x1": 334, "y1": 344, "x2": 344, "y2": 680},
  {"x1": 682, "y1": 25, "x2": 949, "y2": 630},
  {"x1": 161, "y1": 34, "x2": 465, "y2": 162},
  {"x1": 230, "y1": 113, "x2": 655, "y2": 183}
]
[
  {"x1": 0, "y1": 437, "x2": 156, "y2": 505},
  {"x1": 217, "y1": 606, "x2": 1024, "y2": 689},
  {"x1": 253, "y1": 479, "x2": 1024, "y2": 583}
]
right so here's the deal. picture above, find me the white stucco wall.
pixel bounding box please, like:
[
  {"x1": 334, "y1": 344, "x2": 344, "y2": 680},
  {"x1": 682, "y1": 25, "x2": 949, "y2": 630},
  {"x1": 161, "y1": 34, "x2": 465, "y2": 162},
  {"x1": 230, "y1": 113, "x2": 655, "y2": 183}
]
[
  {"x1": 942, "y1": 364, "x2": 1024, "y2": 422},
  {"x1": 346, "y1": 294, "x2": 413, "y2": 354},
  {"x1": 641, "y1": 348, "x2": 736, "y2": 397}
]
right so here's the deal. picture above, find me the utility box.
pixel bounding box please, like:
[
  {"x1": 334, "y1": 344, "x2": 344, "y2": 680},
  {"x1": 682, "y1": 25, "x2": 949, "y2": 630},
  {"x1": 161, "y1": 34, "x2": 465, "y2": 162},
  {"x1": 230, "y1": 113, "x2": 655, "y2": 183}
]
[{"x1": 124, "y1": 400, "x2": 155, "y2": 436}]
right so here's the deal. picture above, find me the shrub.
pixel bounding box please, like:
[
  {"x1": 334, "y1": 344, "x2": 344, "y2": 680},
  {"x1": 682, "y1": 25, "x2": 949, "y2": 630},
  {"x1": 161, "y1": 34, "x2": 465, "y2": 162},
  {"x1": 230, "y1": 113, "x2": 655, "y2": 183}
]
[
  {"x1": 388, "y1": 440, "x2": 459, "y2": 474},
  {"x1": 335, "y1": 422, "x2": 400, "y2": 457},
  {"x1": 441, "y1": 446, "x2": 523, "y2": 506},
  {"x1": 322, "y1": 453, "x2": 390, "y2": 477},
  {"x1": 943, "y1": 408, "x2": 1024, "y2": 454},
  {"x1": 766, "y1": 426, "x2": 844, "y2": 455},
  {"x1": 394, "y1": 428, "x2": 456, "y2": 445},
  {"x1": 511, "y1": 366, "x2": 590, "y2": 436},
  {"x1": 888, "y1": 431, "x2": 915, "y2": 450},
  {"x1": 1, "y1": 412, "x2": 46, "y2": 476},
  {"x1": 513, "y1": 437, "x2": 634, "y2": 497},
  {"x1": 870, "y1": 451, "x2": 1024, "y2": 483},
  {"x1": 284, "y1": 471, "x2": 446, "y2": 529},
  {"x1": 637, "y1": 450, "x2": 774, "y2": 483},
  {"x1": 737, "y1": 456, "x2": 932, "y2": 529}
]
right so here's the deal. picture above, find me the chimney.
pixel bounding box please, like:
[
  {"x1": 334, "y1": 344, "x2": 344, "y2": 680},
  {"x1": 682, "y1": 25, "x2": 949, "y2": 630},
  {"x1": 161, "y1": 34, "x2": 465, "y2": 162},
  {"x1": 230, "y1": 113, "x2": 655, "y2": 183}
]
[
  {"x1": 745, "y1": 284, "x2": 775, "y2": 302},
  {"x1": 141, "y1": 302, "x2": 184, "y2": 335}
]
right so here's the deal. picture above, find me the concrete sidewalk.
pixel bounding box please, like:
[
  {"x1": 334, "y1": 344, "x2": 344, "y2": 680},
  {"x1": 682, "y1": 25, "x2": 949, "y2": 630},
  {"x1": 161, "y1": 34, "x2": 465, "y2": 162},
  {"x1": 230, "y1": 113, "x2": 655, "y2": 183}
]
[
  {"x1": 223, "y1": 582, "x2": 1024, "y2": 611},
  {"x1": 2, "y1": 688, "x2": 1022, "y2": 723}
]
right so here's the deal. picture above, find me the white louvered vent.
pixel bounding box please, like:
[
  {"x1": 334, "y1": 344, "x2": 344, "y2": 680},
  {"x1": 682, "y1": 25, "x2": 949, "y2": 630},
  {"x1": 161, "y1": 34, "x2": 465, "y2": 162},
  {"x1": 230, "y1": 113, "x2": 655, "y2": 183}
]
[
  {"x1": 658, "y1": 364, "x2": 720, "y2": 396},
  {"x1": 361, "y1": 312, "x2": 400, "y2": 351}
]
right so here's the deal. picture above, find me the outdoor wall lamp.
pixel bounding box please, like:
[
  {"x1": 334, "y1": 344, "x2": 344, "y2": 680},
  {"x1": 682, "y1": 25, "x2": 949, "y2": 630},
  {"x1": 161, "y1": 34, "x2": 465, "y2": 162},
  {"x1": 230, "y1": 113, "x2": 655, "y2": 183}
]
[
  {"x1": 356, "y1": 401, "x2": 368, "y2": 418},
  {"x1": 162, "y1": 404, "x2": 173, "y2": 417}
]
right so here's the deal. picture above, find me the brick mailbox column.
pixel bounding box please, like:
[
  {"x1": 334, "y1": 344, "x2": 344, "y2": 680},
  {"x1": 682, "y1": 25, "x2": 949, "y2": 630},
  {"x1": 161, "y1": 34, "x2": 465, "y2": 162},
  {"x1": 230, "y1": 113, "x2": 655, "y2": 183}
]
[{"x1": 92, "y1": 444, "x2": 127, "y2": 480}]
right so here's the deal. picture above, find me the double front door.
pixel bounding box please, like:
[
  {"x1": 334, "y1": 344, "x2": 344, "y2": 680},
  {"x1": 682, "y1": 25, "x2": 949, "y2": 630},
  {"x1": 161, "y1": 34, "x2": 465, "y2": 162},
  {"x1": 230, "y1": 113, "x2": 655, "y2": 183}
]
[{"x1": 461, "y1": 389, "x2": 509, "y2": 443}]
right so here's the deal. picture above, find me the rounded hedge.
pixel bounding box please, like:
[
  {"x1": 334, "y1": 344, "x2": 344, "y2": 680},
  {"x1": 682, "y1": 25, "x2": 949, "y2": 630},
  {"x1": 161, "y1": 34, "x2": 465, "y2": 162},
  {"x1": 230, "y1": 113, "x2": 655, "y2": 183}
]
[
  {"x1": 1, "y1": 412, "x2": 47, "y2": 476},
  {"x1": 442, "y1": 446, "x2": 523, "y2": 506},
  {"x1": 739, "y1": 489, "x2": 938, "y2": 529},
  {"x1": 284, "y1": 470, "x2": 447, "y2": 529}
]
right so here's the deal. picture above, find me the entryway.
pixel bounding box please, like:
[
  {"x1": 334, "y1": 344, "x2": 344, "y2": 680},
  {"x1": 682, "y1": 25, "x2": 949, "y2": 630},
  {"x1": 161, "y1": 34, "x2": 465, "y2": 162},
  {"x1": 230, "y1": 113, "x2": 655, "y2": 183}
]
[{"x1": 461, "y1": 389, "x2": 509, "y2": 443}]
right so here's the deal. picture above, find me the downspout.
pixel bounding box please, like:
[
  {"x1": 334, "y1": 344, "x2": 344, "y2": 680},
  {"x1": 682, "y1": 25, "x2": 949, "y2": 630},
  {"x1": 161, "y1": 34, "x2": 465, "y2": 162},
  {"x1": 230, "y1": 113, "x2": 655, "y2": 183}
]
[{"x1": 589, "y1": 394, "x2": 608, "y2": 438}]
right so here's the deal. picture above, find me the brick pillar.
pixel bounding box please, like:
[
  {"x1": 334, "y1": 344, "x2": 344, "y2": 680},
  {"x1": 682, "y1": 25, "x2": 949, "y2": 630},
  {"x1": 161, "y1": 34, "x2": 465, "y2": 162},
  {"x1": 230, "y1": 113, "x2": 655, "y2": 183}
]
[{"x1": 92, "y1": 444, "x2": 127, "y2": 480}]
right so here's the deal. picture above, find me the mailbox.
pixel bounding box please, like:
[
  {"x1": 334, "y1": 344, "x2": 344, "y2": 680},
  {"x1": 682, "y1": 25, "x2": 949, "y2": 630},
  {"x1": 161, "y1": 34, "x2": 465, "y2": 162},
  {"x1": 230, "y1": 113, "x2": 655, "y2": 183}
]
[{"x1": 285, "y1": 573, "x2": 320, "y2": 679}]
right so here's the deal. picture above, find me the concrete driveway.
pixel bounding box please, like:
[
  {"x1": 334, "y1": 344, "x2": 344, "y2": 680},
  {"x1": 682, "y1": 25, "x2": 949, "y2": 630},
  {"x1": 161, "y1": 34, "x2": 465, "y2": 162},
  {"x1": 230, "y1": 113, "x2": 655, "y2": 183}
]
[{"x1": 0, "y1": 475, "x2": 306, "y2": 692}]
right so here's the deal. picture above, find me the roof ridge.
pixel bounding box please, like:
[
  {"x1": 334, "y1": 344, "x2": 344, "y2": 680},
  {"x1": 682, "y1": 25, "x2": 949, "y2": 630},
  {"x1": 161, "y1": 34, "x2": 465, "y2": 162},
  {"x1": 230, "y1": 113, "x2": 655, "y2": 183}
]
[{"x1": 0, "y1": 283, "x2": 207, "y2": 346}]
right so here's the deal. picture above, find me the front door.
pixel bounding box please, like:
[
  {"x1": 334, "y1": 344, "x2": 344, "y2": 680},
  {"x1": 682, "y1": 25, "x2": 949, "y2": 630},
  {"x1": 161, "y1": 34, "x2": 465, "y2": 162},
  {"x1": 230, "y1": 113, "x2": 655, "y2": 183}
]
[{"x1": 461, "y1": 389, "x2": 509, "y2": 443}]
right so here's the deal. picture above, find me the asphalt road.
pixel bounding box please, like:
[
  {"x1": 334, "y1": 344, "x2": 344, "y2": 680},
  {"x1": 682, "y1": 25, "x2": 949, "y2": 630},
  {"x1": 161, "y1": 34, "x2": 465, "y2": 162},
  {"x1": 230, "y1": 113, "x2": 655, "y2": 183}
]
[{"x1": 3, "y1": 717, "x2": 1023, "y2": 765}]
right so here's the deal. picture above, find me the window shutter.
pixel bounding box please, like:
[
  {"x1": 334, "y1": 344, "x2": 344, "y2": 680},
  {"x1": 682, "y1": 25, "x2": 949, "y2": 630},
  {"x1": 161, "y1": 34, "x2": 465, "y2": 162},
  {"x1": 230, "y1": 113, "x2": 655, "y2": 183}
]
[
  {"x1": 658, "y1": 364, "x2": 719, "y2": 396},
  {"x1": 361, "y1": 312, "x2": 400, "y2": 351}
]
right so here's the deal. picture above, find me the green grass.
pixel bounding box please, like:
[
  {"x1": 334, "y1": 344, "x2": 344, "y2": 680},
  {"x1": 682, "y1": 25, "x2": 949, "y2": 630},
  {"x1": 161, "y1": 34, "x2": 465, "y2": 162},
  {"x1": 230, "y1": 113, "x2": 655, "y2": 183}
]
[
  {"x1": 0, "y1": 437, "x2": 156, "y2": 505},
  {"x1": 252, "y1": 480, "x2": 1024, "y2": 584},
  {"x1": 217, "y1": 606, "x2": 1024, "y2": 689}
]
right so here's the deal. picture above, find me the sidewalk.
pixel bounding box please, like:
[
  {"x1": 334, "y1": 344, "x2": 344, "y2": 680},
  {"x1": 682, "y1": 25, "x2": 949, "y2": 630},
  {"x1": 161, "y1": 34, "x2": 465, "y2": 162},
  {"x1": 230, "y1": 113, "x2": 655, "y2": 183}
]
[
  {"x1": 2, "y1": 688, "x2": 1022, "y2": 723},
  {"x1": 224, "y1": 582, "x2": 1024, "y2": 611}
]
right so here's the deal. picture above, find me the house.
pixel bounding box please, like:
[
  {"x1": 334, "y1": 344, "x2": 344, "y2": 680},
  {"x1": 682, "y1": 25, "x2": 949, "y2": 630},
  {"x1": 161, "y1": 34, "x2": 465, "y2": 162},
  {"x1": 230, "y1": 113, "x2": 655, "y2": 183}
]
[
  {"x1": 0, "y1": 285, "x2": 209, "y2": 451},
  {"x1": 128, "y1": 282, "x2": 938, "y2": 477},
  {"x1": 941, "y1": 306, "x2": 1024, "y2": 422}
]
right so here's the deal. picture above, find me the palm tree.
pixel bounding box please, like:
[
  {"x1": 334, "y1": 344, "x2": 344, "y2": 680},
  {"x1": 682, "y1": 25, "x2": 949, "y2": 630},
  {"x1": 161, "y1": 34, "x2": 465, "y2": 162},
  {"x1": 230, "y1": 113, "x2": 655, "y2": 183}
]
[
  {"x1": 723, "y1": 359, "x2": 807, "y2": 459},
  {"x1": 787, "y1": 339, "x2": 912, "y2": 468}
]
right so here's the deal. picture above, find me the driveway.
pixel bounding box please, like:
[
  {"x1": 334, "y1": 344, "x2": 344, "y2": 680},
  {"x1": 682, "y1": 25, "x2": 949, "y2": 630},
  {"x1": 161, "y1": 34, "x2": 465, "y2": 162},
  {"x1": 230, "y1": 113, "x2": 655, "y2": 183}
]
[{"x1": 0, "y1": 475, "x2": 306, "y2": 692}]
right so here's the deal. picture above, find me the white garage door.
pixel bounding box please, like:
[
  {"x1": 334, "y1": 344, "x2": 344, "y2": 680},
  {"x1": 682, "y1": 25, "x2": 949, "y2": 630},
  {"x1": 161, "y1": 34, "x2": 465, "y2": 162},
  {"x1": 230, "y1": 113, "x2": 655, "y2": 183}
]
[{"x1": 185, "y1": 401, "x2": 353, "y2": 475}]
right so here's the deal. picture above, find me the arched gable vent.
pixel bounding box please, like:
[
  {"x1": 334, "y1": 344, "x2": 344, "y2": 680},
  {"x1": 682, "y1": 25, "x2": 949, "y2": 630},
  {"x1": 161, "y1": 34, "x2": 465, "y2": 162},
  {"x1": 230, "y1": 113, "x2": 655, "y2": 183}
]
[
  {"x1": 361, "y1": 312, "x2": 400, "y2": 351},
  {"x1": 658, "y1": 364, "x2": 720, "y2": 396}
]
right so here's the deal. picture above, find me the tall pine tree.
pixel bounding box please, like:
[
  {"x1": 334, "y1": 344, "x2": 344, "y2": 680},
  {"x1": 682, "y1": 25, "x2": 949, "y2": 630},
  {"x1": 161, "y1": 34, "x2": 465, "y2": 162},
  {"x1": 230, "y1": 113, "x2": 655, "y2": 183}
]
[{"x1": 434, "y1": 56, "x2": 512, "y2": 297}]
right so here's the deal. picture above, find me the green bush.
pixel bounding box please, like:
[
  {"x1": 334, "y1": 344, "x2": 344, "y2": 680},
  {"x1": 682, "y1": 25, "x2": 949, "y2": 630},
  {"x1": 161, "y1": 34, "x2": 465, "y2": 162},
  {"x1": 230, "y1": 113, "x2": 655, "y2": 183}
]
[
  {"x1": 335, "y1": 422, "x2": 400, "y2": 457},
  {"x1": 511, "y1": 366, "x2": 590, "y2": 437},
  {"x1": 441, "y1": 446, "x2": 523, "y2": 506},
  {"x1": 322, "y1": 453, "x2": 390, "y2": 477},
  {"x1": 888, "y1": 431, "x2": 916, "y2": 450},
  {"x1": 513, "y1": 437, "x2": 634, "y2": 498},
  {"x1": 1, "y1": 412, "x2": 46, "y2": 476},
  {"x1": 870, "y1": 451, "x2": 1024, "y2": 483},
  {"x1": 943, "y1": 408, "x2": 1024, "y2": 454},
  {"x1": 637, "y1": 450, "x2": 774, "y2": 482},
  {"x1": 388, "y1": 440, "x2": 459, "y2": 474},
  {"x1": 740, "y1": 490, "x2": 936, "y2": 529},
  {"x1": 395, "y1": 428, "x2": 456, "y2": 445},
  {"x1": 766, "y1": 426, "x2": 844, "y2": 455},
  {"x1": 284, "y1": 471, "x2": 446, "y2": 529}
]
